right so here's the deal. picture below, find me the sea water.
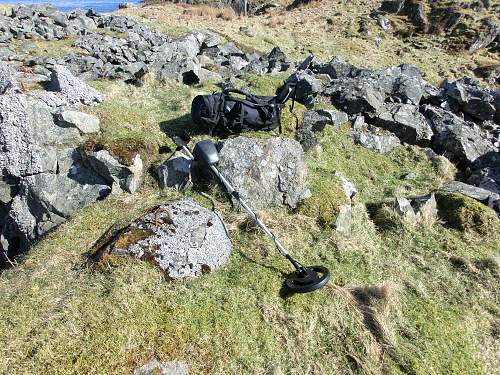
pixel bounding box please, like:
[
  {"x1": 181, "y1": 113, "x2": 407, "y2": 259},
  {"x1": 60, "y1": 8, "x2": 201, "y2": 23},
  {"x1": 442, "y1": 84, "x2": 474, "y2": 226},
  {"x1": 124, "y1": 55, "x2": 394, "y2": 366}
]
[{"x1": 0, "y1": 0, "x2": 141, "y2": 13}]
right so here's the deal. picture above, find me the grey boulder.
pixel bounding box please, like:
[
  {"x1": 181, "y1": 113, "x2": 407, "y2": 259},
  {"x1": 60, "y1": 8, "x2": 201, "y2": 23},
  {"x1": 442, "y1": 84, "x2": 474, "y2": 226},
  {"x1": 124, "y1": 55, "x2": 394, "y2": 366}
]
[
  {"x1": 48, "y1": 65, "x2": 103, "y2": 105},
  {"x1": 326, "y1": 76, "x2": 386, "y2": 114},
  {"x1": 134, "y1": 359, "x2": 188, "y2": 375},
  {"x1": 157, "y1": 155, "x2": 192, "y2": 191},
  {"x1": 374, "y1": 103, "x2": 433, "y2": 144},
  {"x1": 424, "y1": 105, "x2": 496, "y2": 166},
  {"x1": 333, "y1": 204, "x2": 353, "y2": 233},
  {"x1": 103, "y1": 199, "x2": 232, "y2": 279},
  {"x1": 303, "y1": 109, "x2": 348, "y2": 132},
  {"x1": 217, "y1": 136, "x2": 311, "y2": 209},
  {"x1": 283, "y1": 70, "x2": 323, "y2": 107},
  {"x1": 3, "y1": 166, "x2": 110, "y2": 253},
  {"x1": 0, "y1": 62, "x2": 18, "y2": 95},
  {"x1": 55, "y1": 109, "x2": 100, "y2": 134},
  {"x1": 441, "y1": 181, "x2": 499, "y2": 210},
  {"x1": 0, "y1": 93, "x2": 82, "y2": 178},
  {"x1": 86, "y1": 149, "x2": 143, "y2": 193},
  {"x1": 353, "y1": 126, "x2": 401, "y2": 153},
  {"x1": 443, "y1": 78, "x2": 496, "y2": 121}
]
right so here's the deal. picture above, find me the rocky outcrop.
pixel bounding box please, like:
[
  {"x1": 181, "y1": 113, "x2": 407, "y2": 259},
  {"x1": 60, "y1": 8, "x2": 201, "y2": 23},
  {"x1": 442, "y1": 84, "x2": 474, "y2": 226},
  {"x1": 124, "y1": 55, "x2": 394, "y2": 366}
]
[
  {"x1": 1, "y1": 5, "x2": 292, "y2": 86},
  {"x1": 48, "y1": 65, "x2": 103, "y2": 105},
  {"x1": 374, "y1": 103, "x2": 432, "y2": 144},
  {"x1": 0, "y1": 87, "x2": 110, "y2": 261},
  {"x1": 291, "y1": 55, "x2": 498, "y2": 215},
  {"x1": 55, "y1": 109, "x2": 100, "y2": 134},
  {"x1": 217, "y1": 137, "x2": 310, "y2": 210},
  {"x1": 94, "y1": 199, "x2": 232, "y2": 279},
  {"x1": 157, "y1": 154, "x2": 192, "y2": 191},
  {"x1": 86, "y1": 150, "x2": 143, "y2": 194}
]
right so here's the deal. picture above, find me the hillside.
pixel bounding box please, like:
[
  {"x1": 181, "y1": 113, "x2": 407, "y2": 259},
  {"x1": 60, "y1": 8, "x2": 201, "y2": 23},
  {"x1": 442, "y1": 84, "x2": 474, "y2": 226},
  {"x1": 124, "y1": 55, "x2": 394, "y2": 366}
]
[{"x1": 0, "y1": 1, "x2": 499, "y2": 374}]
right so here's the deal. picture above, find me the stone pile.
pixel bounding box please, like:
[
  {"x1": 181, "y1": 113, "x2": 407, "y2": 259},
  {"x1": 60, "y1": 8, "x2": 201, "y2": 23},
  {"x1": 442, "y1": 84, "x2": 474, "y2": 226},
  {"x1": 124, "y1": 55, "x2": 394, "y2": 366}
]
[
  {"x1": 289, "y1": 55, "x2": 499, "y2": 214},
  {"x1": 0, "y1": 5, "x2": 291, "y2": 85}
]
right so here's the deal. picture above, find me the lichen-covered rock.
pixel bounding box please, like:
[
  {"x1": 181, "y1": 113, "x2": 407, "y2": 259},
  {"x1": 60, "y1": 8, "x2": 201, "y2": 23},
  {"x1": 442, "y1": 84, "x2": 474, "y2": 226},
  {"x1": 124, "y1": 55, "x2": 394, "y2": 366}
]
[
  {"x1": 98, "y1": 199, "x2": 232, "y2": 279},
  {"x1": 0, "y1": 93, "x2": 82, "y2": 178},
  {"x1": 217, "y1": 137, "x2": 311, "y2": 209},
  {"x1": 55, "y1": 109, "x2": 100, "y2": 134},
  {"x1": 375, "y1": 103, "x2": 433, "y2": 144},
  {"x1": 157, "y1": 155, "x2": 192, "y2": 191},
  {"x1": 48, "y1": 65, "x2": 103, "y2": 105},
  {"x1": 353, "y1": 127, "x2": 401, "y2": 154},
  {"x1": 424, "y1": 105, "x2": 496, "y2": 166},
  {"x1": 0, "y1": 62, "x2": 18, "y2": 95},
  {"x1": 86, "y1": 149, "x2": 143, "y2": 193}
]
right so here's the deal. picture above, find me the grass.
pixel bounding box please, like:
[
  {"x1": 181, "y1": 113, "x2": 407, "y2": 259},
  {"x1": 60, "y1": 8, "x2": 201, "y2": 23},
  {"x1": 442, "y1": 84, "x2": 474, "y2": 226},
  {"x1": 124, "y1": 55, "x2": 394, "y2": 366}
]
[
  {"x1": 2, "y1": 2, "x2": 500, "y2": 371},
  {"x1": 1, "y1": 69, "x2": 499, "y2": 374}
]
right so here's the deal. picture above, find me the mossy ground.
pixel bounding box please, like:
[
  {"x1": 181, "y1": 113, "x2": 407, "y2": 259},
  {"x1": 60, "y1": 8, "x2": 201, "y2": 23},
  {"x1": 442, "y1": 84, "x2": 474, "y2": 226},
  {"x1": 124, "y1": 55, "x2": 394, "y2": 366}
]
[{"x1": 1, "y1": 1, "x2": 500, "y2": 374}]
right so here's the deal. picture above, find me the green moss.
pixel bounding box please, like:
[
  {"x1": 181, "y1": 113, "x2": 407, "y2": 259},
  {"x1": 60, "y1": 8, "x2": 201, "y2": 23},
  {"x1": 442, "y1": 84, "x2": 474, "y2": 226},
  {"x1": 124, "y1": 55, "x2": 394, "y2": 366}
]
[
  {"x1": 299, "y1": 175, "x2": 349, "y2": 227},
  {"x1": 436, "y1": 192, "x2": 500, "y2": 235}
]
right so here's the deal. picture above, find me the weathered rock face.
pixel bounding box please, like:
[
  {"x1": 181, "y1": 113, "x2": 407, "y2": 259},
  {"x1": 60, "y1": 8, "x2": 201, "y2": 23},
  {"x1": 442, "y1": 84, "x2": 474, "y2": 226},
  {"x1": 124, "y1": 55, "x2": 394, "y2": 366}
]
[
  {"x1": 48, "y1": 65, "x2": 103, "y2": 105},
  {"x1": 0, "y1": 88, "x2": 110, "y2": 261},
  {"x1": 0, "y1": 62, "x2": 18, "y2": 94},
  {"x1": 217, "y1": 137, "x2": 311, "y2": 209},
  {"x1": 353, "y1": 126, "x2": 401, "y2": 153},
  {"x1": 86, "y1": 150, "x2": 144, "y2": 194},
  {"x1": 424, "y1": 105, "x2": 496, "y2": 166},
  {"x1": 97, "y1": 199, "x2": 232, "y2": 279},
  {"x1": 374, "y1": 103, "x2": 432, "y2": 144}
]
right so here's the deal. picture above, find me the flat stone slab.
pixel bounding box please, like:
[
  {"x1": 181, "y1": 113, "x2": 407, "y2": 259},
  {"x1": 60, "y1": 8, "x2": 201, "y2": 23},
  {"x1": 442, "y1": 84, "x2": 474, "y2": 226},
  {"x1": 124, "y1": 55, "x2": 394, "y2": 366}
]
[{"x1": 95, "y1": 199, "x2": 232, "y2": 279}]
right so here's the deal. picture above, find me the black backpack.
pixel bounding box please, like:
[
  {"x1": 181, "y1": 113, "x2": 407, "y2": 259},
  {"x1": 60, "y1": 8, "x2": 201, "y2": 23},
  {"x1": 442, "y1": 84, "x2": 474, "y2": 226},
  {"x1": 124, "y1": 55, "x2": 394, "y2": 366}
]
[{"x1": 191, "y1": 83, "x2": 296, "y2": 135}]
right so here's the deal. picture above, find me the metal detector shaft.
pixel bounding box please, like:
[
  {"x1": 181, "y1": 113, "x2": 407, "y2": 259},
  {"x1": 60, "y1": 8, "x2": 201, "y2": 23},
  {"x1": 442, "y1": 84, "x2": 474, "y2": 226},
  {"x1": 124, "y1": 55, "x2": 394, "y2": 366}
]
[{"x1": 181, "y1": 145, "x2": 304, "y2": 271}]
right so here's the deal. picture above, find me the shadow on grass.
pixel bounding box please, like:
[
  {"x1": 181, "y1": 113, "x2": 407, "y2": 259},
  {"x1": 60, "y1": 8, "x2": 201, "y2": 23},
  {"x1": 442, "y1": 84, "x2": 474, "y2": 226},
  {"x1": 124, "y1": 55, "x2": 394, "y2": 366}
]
[{"x1": 159, "y1": 113, "x2": 205, "y2": 140}]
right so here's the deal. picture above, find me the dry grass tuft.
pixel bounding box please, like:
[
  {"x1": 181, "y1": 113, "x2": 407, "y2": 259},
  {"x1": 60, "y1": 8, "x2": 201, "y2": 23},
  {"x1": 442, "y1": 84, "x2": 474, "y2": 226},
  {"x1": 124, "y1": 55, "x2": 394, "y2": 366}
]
[
  {"x1": 182, "y1": 5, "x2": 236, "y2": 21},
  {"x1": 350, "y1": 285, "x2": 396, "y2": 343},
  {"x1": 266, "y1": 17, "x2": 285, "y2": 28}
]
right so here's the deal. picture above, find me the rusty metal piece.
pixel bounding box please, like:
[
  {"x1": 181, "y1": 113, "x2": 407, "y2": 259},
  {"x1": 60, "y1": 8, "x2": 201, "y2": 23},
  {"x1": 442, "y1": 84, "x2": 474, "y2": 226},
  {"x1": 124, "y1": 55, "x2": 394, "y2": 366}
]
[{"x1": 154, "y1": 207, "x2": 174, "y2": 227}]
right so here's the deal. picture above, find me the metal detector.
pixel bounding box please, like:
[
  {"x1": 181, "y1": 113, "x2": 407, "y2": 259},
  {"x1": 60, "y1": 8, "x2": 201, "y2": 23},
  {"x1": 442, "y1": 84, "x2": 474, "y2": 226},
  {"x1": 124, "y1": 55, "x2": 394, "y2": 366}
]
[{"x1": 173, "y1": 135, "x2": 330, "y2": 293}]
